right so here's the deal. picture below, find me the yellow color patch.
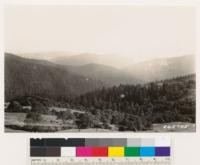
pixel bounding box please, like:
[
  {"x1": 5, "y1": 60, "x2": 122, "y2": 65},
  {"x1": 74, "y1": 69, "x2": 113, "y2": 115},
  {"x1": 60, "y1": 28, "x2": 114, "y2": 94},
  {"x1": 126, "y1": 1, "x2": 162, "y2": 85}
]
[{"x1": 108, "y1": 147, "x2": 124, "y2": 157}]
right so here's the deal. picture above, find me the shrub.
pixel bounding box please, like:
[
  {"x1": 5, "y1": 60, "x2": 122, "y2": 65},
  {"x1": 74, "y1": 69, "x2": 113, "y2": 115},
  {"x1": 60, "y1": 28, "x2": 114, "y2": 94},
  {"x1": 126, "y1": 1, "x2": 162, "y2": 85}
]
[
  {"x1": 25, "y1": 112, "x2": 42, "y2": 122},
  {"x1": 75, "y1": 112, "x2": 95, "y2": 129},
  {"x1": 31, "y1": 100, "x2": 48, "y2": 114},
  {"x1": 6, "y1": 101, "x2": 23, "y2": 112}
]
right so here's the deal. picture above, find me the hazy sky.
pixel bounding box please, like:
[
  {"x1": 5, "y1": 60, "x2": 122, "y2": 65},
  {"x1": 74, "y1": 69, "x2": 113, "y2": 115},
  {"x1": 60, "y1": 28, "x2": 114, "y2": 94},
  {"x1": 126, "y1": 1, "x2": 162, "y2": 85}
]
[{"x1": 5, "y1": 5, "x2": 195, "y2": 64}]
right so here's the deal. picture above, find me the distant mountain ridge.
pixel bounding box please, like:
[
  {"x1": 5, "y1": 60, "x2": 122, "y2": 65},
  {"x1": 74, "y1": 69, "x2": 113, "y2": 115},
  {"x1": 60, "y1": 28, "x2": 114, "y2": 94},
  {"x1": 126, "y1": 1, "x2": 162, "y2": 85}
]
[
  {"x1": 124, "y1": 55, "x2": 195, "y2": 82},
  {"x1": 51, "y1": 53, "x2": 135, "y2": 68},
  {"x1": 52, "y1": 53, "x2": 195, "y2": 83},
  {"x1": 53, "y1": 53, "x2": 99, "y2": 66}
]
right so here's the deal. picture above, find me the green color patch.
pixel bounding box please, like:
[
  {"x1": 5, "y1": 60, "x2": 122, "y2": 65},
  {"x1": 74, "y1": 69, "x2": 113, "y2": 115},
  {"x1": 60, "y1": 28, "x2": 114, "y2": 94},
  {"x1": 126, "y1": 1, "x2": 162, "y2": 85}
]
[{"x1": 125, "y1": 147, "x2": 140, "y2": 157}]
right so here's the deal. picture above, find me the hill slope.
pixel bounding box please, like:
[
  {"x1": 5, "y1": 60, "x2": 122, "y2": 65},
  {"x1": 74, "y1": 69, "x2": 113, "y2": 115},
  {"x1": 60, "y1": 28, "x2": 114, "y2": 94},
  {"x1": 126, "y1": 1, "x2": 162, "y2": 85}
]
[
  {"x1": 65, "y1": 63, "x2": 141, "y2": 86},
  {"x1": 5, "y1": 53, "x2": 104, "y2": 100}
]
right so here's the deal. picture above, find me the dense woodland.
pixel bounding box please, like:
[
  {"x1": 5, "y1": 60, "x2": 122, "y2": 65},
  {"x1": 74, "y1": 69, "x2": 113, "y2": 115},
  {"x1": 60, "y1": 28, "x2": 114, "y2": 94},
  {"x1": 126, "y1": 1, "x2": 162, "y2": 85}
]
[
  {"x1": 69, "y1": 74, "x2": 196, "y2": 130},
  {"x1": 6, "y1": 74, "x2": 195, "y2": 132}
]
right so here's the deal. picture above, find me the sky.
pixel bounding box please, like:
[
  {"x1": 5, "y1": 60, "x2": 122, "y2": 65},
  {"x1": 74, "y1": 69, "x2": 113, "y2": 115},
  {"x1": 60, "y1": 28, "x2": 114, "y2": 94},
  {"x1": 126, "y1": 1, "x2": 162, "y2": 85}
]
[{"x1": 5, "y1": 5, "x2": 196, "y2": 66}]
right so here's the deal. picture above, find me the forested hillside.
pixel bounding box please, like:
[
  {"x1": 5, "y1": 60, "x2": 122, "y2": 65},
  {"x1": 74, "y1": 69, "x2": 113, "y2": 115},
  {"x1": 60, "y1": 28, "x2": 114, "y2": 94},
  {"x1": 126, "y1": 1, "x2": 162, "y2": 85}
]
[
  {"x1": 69, "y1": 74, "x2": 195, "y2": 131},
  {"x1": 5, "y1": 53, "x2": 104, "y2": 101}
]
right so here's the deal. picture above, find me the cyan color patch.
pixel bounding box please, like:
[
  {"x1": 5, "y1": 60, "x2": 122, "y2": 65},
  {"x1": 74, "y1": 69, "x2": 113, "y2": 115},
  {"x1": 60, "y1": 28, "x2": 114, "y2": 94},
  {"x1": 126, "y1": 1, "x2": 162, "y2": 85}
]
[{"x1": 140, "y1": 147, "x2": 155, "y2": 157}]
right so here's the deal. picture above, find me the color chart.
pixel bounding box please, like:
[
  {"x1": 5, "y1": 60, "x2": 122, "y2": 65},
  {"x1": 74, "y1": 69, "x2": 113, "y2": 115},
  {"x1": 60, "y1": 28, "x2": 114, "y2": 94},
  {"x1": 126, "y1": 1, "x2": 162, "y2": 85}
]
[{"x1": 30, "y1": 138, "x2": 171, "y2": 165}]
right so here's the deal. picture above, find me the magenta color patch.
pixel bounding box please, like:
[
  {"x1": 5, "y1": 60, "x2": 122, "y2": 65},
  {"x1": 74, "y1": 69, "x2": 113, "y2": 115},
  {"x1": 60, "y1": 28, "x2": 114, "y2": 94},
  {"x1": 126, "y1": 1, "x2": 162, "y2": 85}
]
[{"x1": 76, "y1": 147, "x2": 92, "y2": 157}]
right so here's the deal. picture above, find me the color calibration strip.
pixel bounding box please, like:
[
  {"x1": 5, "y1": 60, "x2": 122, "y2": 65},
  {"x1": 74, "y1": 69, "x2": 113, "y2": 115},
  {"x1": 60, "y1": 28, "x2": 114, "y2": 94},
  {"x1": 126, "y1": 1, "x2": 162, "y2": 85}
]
[{"x1": 30, "y1": 138, "x2": 171, "y2": 157}]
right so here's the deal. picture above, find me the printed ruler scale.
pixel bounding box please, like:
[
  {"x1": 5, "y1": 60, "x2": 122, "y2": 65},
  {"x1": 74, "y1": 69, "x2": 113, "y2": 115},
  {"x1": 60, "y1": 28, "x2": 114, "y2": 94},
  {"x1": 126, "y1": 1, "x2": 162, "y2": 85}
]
[
  {"x1": 29, "y1": 138, "x2": 171, "y2": 165},
  {"x1": 31, "y1": 157, "x2": 170, "y2": 165}
]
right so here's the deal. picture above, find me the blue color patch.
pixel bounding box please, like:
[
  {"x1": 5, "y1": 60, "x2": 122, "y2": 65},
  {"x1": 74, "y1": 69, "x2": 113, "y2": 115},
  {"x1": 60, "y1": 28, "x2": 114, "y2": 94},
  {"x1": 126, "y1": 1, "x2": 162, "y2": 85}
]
[{"x1": 140, "y1": 147, "x2": 155, "y2": 156}]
